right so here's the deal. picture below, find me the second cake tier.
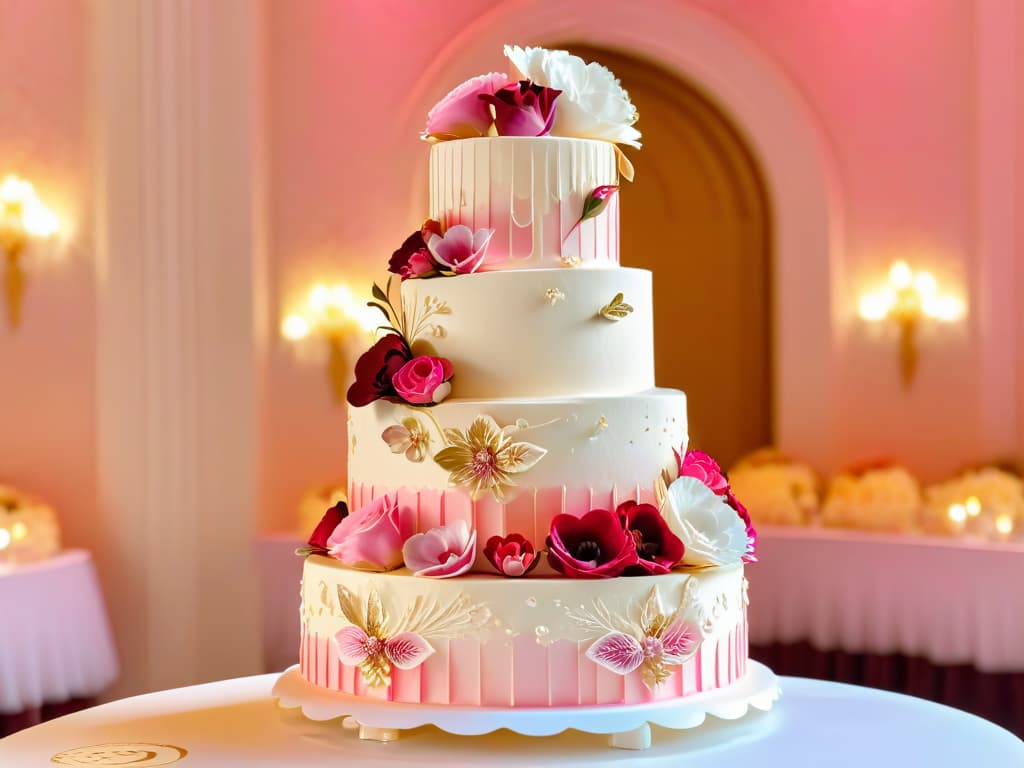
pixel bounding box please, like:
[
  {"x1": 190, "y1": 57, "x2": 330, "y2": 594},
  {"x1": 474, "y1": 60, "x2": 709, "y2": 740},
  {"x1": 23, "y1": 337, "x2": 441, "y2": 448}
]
[{"x1": 348, "y1": 388, "x2": 687, "y2": 554}]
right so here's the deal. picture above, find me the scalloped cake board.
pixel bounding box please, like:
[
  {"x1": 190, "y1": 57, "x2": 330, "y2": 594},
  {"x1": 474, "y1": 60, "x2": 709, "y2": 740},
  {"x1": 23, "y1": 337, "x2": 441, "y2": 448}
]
[{"x1": 272, "y1": 661, "x2": 780, "y2": 751}]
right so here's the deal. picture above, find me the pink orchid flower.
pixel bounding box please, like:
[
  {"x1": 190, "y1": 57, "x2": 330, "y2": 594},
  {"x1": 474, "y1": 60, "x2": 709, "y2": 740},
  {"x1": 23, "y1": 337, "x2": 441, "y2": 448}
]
[
  {"x1": 335, "y1": 626, "x2": 434, "y2": 675},
  {"x1": 587, "y1": 620, "x2": 700, "y2": 677},
  {"x1": 427, "y1": 225, "x2": 495, "y2": 274},
  {"x1": 402, "y1": 520, "x2": 477, "y2": 578}
]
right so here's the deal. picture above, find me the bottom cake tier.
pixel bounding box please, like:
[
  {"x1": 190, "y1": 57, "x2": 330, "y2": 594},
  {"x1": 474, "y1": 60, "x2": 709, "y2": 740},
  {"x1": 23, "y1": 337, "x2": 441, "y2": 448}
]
[{"x1": 300, "y1": 556, "x2": 748, "y2": 708}]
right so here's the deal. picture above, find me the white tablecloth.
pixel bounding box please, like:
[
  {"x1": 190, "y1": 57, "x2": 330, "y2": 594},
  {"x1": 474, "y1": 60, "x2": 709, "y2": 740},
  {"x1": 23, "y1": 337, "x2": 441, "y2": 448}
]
[
  {"x1": 0, "y1": 550, "x2": 119, "y2": 713},
  {"x1": 747, "y1": 526, "x2": 1024, "y2": 671},
  {"x1": 1, "y1": 673, "x2": 1021, "y2": 766}
]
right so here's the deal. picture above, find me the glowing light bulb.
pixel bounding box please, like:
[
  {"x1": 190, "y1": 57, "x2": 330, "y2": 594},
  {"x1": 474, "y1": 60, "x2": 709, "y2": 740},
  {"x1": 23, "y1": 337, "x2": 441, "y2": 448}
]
[
  {"x1": 0, "y1": 528, "x2": 10, "y2": 551},
  {"x1": 309, "y1": 284, "x2": 331, "y2": 314},
  {"x1": 10, "y1": 522, "x2": 27, "y2": 541},
  {"x1": 889, "y1": 260, "x2": 913, "y2": 289},
  {"x1": 281, "y1": 314, "x2": 311, "y2": 341},
  {"x1": 913, "y1": 271, "x2": 937, "y2": 300},
  {"x1": 859, "y1": 291, "x2": 894, "y2": 321},
  {"x1": 947, "y1": 504, "x2": 967, "y2": 524},
  {"x1": 995, "y1": 514, "x2": 1013, "y2": 536},
  {"x1": 965, "y1": 496, "x2": 982, "y2": 517}
]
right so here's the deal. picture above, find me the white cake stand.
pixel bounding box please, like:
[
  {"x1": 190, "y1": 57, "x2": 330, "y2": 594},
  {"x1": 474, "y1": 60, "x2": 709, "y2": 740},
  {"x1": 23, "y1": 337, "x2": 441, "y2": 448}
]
[{"x1": 272, "y1": 662, "x2": 779, "y2": 751}]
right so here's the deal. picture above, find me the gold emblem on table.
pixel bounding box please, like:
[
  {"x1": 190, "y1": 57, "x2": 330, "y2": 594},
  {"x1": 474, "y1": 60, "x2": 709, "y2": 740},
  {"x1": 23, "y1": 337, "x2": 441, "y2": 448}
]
[{"x1": 51, "y1": 743, "x2": 187, "y2": 766}]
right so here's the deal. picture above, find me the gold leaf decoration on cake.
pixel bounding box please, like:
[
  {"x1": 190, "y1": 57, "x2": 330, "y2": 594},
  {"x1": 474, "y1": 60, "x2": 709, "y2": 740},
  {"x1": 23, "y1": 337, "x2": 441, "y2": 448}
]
[
  {"x1": 588, "y1": 415, "x2": 609, "y2": 440},
  {"x1": 333, "y1": 587, "x2": 488, "y2": 688},
  {"x1": 568, "y1": 584, "x2": 703, "y2": 689},
  {"x1": 598, "y1": 293, "x2": 634, "y2": 321},
  {"x1": 544, "y1": 288, "x2": 566, "y2": 305},
  {"x1": 433, "y1": 415, "x2": 547, "y2": 501},
  {"x1": 561, "y1": 253, "x2": 583, "y2": 268}
]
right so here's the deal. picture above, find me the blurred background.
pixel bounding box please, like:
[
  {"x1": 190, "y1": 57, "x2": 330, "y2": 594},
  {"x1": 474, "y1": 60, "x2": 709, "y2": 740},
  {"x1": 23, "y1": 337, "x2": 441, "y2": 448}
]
[{"x1": 1, "y1": 0, "x2": 1022, "y2": 737}]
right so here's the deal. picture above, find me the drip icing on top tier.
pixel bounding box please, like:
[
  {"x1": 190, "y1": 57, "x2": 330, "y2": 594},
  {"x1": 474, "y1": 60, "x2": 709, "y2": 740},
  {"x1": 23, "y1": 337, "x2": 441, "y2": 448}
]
[{"x1": 429, "y1": 137, "x2": 619, "y2": 271}]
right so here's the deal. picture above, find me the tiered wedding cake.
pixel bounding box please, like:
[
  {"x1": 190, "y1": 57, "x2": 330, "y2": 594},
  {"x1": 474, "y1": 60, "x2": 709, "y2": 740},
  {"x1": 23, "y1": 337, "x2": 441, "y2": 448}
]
[{"x1": 293, "y1": 45, "x2": 758, "y2": 726}]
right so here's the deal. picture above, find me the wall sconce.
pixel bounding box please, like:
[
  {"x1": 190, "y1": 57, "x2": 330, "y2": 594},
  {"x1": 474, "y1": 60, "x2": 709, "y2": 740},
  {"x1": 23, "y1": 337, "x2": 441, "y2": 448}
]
[
  {"x1": 0, "y1": 174, "x2": 60, "y2": 328},
  {"x1": 281, "y1": 282, "x2": 378, "y2": 403},
  {"x1": 858, "y1": 260, "x2": 965, "y2": 387}
]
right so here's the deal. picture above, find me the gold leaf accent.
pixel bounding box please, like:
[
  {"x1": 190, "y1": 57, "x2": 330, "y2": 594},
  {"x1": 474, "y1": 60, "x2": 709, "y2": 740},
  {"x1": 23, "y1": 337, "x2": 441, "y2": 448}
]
[
  {"x1": 366, "y1": 588, "x2": 386, "y2": 638},
  {"x1": 544, "y1": 288, "x2": 565, "y2": 305},
  {"x1": 337, "y1": 585, "x2": 366, "y2": 631},
  {"x1": 599, "y1": 293, "x2": 634, "y2": 321},
  {"x1": 561, "y1": 253, "x2": 582, "y2": 268},
  {"x1": 394, "y1": 592, "x2": 491, "y2": 638}
]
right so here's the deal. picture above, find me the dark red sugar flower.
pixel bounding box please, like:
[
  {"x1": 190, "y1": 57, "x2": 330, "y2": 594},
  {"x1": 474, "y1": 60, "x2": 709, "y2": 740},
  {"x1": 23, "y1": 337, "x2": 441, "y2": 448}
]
[
  {"x1": 483, "y1": 533, "x2": 540, "y2": 578},
  {"x1": 296, "y1": 500, "x2": 349, "y2": 557},
  {"x1": 479, "y1": 80, "x2": 561, "y2": 137},
  {"x1": 546, "y1": 509, "x2": 639, "y2": 578},
  {"x1": 617, "y1": 500, "x2": 685, "y2": 575},
  {"x1": 346, "y1": 334, "x2": 412, "y2": 407},
  {"x1": 388, "y1": 220, "x2": 443, "y2": 280}
]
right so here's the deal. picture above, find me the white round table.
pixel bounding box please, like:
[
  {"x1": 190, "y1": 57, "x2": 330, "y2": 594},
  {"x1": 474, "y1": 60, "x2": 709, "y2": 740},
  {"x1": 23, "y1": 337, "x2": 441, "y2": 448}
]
[
  {"x1": 2, "y1": 674, "x2": 1021, "y2": 766},
  {"x1": 0, "y1": 550, "x2": 119, "y2": 715}
]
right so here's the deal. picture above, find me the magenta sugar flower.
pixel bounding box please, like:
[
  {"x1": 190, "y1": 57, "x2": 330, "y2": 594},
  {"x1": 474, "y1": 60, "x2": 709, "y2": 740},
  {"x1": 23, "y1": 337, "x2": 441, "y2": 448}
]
[
  {"x1": 617, "y1": 500, "x2": 685, "y2": 575},
  {"x1": 480, "y1": 80, "x2": 561, "y2": 137},
  {"x1": 392, "y1": 355, "x2": 454, "y2": 405},
  {"x1": 677, "y1": 449, "x2": 730, "y2": 496}
]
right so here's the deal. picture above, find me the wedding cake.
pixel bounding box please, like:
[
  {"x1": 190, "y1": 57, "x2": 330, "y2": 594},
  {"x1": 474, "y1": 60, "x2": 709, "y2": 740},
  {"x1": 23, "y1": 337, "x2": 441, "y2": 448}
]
[{"x1": 294, "y1": 45, "x2": 758, "y2": 721}]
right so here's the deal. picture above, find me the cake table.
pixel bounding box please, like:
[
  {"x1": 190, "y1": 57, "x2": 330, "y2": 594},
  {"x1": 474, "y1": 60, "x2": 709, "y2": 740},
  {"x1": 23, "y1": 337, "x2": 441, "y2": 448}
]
[{"x1": 2, "y1": 673, "x2": 1022, "y2": 766}]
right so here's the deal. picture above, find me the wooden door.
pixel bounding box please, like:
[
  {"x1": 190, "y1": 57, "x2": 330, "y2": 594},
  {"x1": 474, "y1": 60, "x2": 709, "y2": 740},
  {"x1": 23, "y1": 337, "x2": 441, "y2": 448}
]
[{"x1": 558, "y1": 44, "x2": 773, "y2": 467}]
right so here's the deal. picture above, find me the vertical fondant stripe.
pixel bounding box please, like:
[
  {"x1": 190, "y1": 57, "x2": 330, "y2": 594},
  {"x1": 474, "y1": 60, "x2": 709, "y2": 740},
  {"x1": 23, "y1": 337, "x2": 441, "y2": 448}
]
[
  {"x1": 481, "y1": 636, "x2": 513, "y2": 706},
  {"x1": 513, "y1": 635, "x2": 549, "y2": 707},
  {"x1": 548, "y1": 640, "x2": 580, "y2": 707}
]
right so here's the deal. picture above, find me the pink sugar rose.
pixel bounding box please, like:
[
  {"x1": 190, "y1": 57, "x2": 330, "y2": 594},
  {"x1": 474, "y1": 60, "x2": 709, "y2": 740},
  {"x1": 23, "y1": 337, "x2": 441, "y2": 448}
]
[
  {"x1": 483, "y1": 533, "x2": 539, "y2": 578},
  {"x1": 326, "y1": 495, "x2": 406, "y2": 571},
  {"x1": 479, "y1": 80, "x2": 561, "y2": 137},
  {"x1": 678, "y1": 449, "x2": 730, "y2": 495},
  {"x1": 427, "y1": 225, "x2": 495, "y2": 275},
  {"x1": 402, "y1": 520, "x2": 477, "y2": 578},
  {"x1": 392, "y1": 355, "x2": 454, "y2": 405},
  {"x1": 423, "y1": 72, "x2": 512, "y2": 140}
]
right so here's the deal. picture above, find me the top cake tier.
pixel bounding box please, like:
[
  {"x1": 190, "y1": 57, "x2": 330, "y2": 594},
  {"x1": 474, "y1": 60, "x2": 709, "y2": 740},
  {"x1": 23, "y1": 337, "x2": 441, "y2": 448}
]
[{"x1": 429, "y1": 137, "x2": 620, "y2": 270}]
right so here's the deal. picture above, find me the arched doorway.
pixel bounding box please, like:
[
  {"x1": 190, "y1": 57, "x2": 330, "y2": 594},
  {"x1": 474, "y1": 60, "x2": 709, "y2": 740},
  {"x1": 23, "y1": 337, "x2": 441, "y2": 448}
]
[{"x1": 559, "y1": 44, "x2": 773, "y2": 467}]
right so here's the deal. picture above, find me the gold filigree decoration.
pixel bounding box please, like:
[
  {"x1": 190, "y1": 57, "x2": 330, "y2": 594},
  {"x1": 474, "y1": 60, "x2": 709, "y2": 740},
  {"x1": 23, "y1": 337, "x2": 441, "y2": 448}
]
[
  {"x1": 567, "y1": 584, "x2": 703, "y2": 688},
  {"x1": 336, "y1": 586, "x2": 489, "y2": 688},
  {"x1": 544, "y1": 288, "x2": 566, "y2": 305},
  {"x1": 381, "y1": 416, "x2": 431, "y2": 462},
  {"x1": 588, "y1": 415, "x2": 609, "y2": 439},
  {"x1": 433, "y1": 415, "x2": 547, "y2": 501},
  {"x1": 52, "y1": 744, "x2": 188, "y2": 766},
  {"x1": 599, "y1": 293, "x2": 634, "y2": 321}
]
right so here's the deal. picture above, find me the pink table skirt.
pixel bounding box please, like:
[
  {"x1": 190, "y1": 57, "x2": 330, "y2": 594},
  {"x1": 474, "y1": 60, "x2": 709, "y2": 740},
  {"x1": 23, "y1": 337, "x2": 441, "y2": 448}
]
[
  {"x1": 0, "y1": 551, "x2": 119, "y2": 720},
  {"x1": 747, "y1": 526, "x2": 1024, "y2": 672}
]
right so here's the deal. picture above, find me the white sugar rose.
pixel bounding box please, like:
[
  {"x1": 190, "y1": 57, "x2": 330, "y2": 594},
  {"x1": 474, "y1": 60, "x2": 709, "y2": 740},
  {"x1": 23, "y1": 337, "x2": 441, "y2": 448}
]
[
  {"x1": 504, "y1": 45, "x2": 641, "y2": 148},
  {"x1": 660, "y1": 476, "x2": 748, "y2": 566}
]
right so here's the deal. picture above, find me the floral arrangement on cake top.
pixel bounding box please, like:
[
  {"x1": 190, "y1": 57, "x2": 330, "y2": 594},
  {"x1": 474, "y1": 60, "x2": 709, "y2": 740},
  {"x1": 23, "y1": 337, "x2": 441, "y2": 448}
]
[
  {"x1": 726, "y1": 448, "x2": 820, "y2": 527},
  {"x1": 423, "y1": 45, "x2": 641, "y2": 150},
  {"x1": 821, "y1": 461, "x2": 920, "y2": 532},
  {"x1": 297, "y1": 445, "x2": 757, "y2": 580}
]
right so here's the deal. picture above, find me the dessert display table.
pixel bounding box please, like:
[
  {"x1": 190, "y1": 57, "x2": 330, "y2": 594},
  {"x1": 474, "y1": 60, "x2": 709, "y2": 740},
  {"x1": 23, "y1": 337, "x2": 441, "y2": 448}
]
[
  {"x1": 747, "y1": 526, "x2": 1024, "y2": 669},
  {"x1": 0, "y1": 550, "x2": 119, "y2": 735},
  {"x1": 2, "y1": 673, "x2": 1021, "y2": 766}
]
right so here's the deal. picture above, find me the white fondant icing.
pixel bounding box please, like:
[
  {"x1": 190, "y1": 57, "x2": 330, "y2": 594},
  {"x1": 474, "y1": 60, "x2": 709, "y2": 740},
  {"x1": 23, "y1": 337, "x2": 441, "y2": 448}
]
[
  {"x1": 302, "y1": 557, "x2": 744, "y2": 645},
  {"x1": 430, "y1": 137, "x2": 619, "y2": 270},
  {"x1": 348, "y1": 389, "x2": 687, "y2": 492},
  {"x1": 404, "y1": 268, "x2": 653, "y2": 399}
]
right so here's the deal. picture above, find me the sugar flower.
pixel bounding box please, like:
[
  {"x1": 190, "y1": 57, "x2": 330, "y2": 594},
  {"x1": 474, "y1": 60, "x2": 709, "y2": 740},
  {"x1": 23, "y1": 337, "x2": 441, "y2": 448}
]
[
  {"x1": 434, "y1": 415, "x2": 547, "y2": 501},
  {"x1": 660, "y1": 476, "x2": 749, "y2": 567},
  {"x1": 617, "y1": 500, "x2": 685, "y2": 575},
  {"x1": 483, "y1": 533, "x2": 539, "y2": 577},
  {"x1": 546, "y1": 508, "x2": 638, "y2": 578},
  {"x1": 326, "y1": 494, "x2": 406, "y2": 571},
  {"x1": 381, "y1": 417, "x2": 431, "y2": 463},
  {"x1": 505, "y1": 45, "x2": 641, "y2": 148},
  {"x1": 427, "y1": 224, "x2": 495, "y2": 275},
  {"x1": 677, "y1": 449, "x2": 730, "y2": 496},
  {"x1": 402, "y1": 520, "x2": 477, "y2": 578},
  {"x1": 423, "y1": 72, "x2": 511, "y2": 141},
  {"x1": 346, "y1": 334, "x2": 411, "y2": 407},
  {"x1": 480, "y1": 80, "x2": 561, "y2": 137},
  {"x1": 392, "y1": 355, "x2": 454, "y2": 405}
]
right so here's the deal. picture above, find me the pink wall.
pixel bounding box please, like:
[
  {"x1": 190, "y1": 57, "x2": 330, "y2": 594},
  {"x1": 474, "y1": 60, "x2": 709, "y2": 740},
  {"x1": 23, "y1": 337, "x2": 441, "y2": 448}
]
[{"x1": 0, "y1": 1, "x2": 96, "y2": 552}]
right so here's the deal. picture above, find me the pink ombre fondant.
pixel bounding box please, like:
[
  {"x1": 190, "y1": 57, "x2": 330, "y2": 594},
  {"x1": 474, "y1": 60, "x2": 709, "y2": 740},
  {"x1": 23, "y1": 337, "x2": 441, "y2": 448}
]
[
  {"x1": 429, "y1": 137, "x2": 620, "y2": 270},
  {"x1": 299, "y1": 612, "x2": 748, "y2": 707},
  {"x1": 349, "y1": 481, "x2": 658, "y2": 562}
]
